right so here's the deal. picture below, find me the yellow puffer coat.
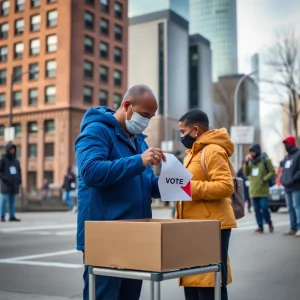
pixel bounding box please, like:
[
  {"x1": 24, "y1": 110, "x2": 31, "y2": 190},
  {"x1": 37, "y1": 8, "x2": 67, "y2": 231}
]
[{"x1": 176, "y1": 128, "x2": 237, "y2": 287}]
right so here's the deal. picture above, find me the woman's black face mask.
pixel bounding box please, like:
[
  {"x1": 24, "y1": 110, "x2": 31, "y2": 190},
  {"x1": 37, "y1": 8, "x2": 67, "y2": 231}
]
[{"x1": 180, "y1": 129, "x2": 196, "y2": 149}]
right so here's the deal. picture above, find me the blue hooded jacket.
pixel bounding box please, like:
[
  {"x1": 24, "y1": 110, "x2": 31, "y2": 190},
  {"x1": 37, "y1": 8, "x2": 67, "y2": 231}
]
[{"x1": 75, "y1": 107, "x2": 160, "y2": 251}]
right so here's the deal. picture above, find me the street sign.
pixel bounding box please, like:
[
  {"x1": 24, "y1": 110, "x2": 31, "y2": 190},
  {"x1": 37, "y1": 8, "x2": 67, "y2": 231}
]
[
  {"x1": 230, "y1": 126, "x2": 254, "y2": 144},
  {"x1": 161, "y1": 140, "x2": 173, "y2": 152},
  {"x1": 4, "y1": 127, "x2": 15, "y2": 142}
]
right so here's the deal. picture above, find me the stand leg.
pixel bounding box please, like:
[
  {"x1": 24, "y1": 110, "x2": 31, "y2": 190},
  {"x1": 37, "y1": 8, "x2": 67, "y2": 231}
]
[
  {"x1": 150, "y1": 281, "x2": 154, "y2": 300},
  {"x1": 214, "y1": 271, "x2": 221, "y2": 300},
  {"x1": 154, "y1": 282, "x2": 161, "y2": 300},
  {"x1": 89, "y1": 273, "x2": 96, "y2": 300}
]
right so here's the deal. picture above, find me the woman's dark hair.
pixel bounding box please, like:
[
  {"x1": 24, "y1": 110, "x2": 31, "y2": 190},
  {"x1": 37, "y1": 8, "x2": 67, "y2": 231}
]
[{"x1": 179, "y1": 110, "x2": 209, "y2": 130}]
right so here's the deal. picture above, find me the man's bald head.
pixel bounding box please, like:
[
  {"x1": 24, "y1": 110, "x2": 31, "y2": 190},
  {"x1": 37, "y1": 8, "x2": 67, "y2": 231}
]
[
  {"x1": 122, "y1": 84, "x2": 157, "y2": 106},
  {"x1": 114, "y1": 84, "x2": 158, "y2": 132}
]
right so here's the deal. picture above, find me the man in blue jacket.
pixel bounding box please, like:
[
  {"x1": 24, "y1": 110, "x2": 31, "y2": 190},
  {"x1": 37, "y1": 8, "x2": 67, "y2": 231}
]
[
  {"x1": 75, "y1": 84, "x2": 165, "y2": 300},
  {"x1": 281, "y1": 136, "x2": 300, "y2": 237}
]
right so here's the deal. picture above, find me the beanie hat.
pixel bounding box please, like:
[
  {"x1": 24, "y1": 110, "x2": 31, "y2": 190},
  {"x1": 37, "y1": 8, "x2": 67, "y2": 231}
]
[{"x1": 283, "y1": 136, "x2": 296, "y2": 148}]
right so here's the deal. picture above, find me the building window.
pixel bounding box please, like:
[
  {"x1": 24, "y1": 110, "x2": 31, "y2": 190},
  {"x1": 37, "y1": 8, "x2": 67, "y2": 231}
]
[
  {"x1": 0, "y1": 69, "x2": 6, "y2": 85},
  {"x1": 46, "y1": 60, "x2": 56, "y2": 78},
  {"x1": 15, "y1": 19, "x2": 24, "y2": 35},
  {"x1": 189, "y1": 45, "x2": 198, "y2": 109},
  {"x1": 84, "y1": 61, "x2": 93, "y2": 79},
  {"x1": 100, "y1": 19, "x2": 109, "y2": 35},
  {"x1": 84, "y1": 36, "x2": 94, "y2": 54},
  {"x1": 47, "y1": 10, "x2": 58, "y2": 27},
  {"x1": 114, "y1": 25, "x2": 122, "y2": 41},
  {"x1": 45, "y1": 86, "x2": 56, "y2": 104},
  {"x1": 114, "y1": 47, "x2": 122, "y2": 63},
  {"x1": 31, "y1": 15, "x2": 41, "y2": 32},
  {"x1": 101, "y1": 0, "x2": 109, "y2": 12},
  {"x1": 84, "y1": 12, "x2": 94, "y2": 29},
  {"x1": 13, "y1": 91, "x2": 22, "y2": 107},
  {"x1": 114, "y1": 2, "x2": 123, "y2": 19},
  {"x1": 47, "y1": 0, "x2": 57, "y2": 3},
  {"x1": 30, "y1": 38, "x2": 40, "y2": 56},
  {"x1": 85, "y1": 0, "x2": 94, "y2": 5},
  {"x1": 113, "y1": 93, "x2": 122, "y2": 109},
  {"x1": 28, "y1": 144, "x2": 37, "y2": 157},
  {"x1": 28, "y1": 122, "x2": 38, "y2": 134},
  {"x1": 13, "y1": 123, "x2": 22, "y2": 137},
  {"x1": 84, "y1": 86, "x2": 93, "y2": 104},
  {"x1": 28, "y1": 88, "x2": 38, "y2": 106},
  {"x1": 16, "y1": 145, "x2": 21, "y2": 158},
  {"x1": 0, "y1": 46, "x2": 8, "y2": 62},
  {"x1": 0, "y1": 0, "x2": 9, "y2": 16},
  {"x1": 44, "y1": 171, "x2": 54, "y2": 184},
  {"x1": 44, "y1": 143, "x2": 54, "y2": 157},
  {"x1": 113, "y1": 70, "x2": 122, "y2": 86},
  {"x1": 15, "y1": 0, "x2": 25, "y2": 12},
  {"x1": 45, "y1": 119, "x2": 55, "y2": 133},
  {"x1": 29, "y1": 63, "x2": 39, "y2": 80},
  {"x1": 13, "y1": 66, "x2": 22, "y2": 83},
  {"x1": 0, "y1": 125, "x2": 4, "y2": 137},
  {"x1": 158, "y1": 22, "x2": 164, "y2": 115},
  {"x1": 31, "y1": 0, "x2": 41, "y2": 8},
  {"x1": 99, "y1": 42, "x2": 108, "y2": 59},
  {"x1": 14, "y1": 42, "x2": 24, "y2": 59},
  {"x1": 27, "y1": 171, "x2": 37, "y2": 195},
  {"x1": 99, "y1": 66, "x2": 108, "y2": 83},
  {"x1": 46, "y1": 35, "x2": 57, "y2": 53},
  {"x1": 99, "y1": 90, "x2": 108, "y2": 106},
  {"x1": 0, "y1": 23, "x2": 8, "y2": 39},
  {"x1": 0, "y1": 93, "x2": 5, "y2": 109}
]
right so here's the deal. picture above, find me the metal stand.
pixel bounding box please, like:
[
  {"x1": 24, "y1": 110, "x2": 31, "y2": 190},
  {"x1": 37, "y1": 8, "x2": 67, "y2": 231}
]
[{"x1": 89, "y1": 264, "x2": 221, "y2": 300}]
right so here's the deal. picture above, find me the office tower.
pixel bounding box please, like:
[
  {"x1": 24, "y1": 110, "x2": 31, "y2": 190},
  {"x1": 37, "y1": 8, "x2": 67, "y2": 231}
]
[
  {"x1": 0, "y1": 0, "x2": 128, "y2": 194},
  {"x1": 128, "y1": 4, "x2": 189, "y2": 150},
  {"x1": 189, "y1": 0, "x2": 238, "y2": 81}
]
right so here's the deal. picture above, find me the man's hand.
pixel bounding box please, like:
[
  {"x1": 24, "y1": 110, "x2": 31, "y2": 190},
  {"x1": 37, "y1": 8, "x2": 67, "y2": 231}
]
[
  {"x1": 245, "y1": 154, "x2": 252, "y2": 162},
  {"x1": 141, "y1": 147, "x2": 166, "y2": 166}
]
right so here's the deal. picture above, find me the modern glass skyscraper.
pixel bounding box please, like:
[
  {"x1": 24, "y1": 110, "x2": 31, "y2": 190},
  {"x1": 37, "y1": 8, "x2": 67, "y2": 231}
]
[{"x1": 189, "y1": 0, "x2": 238, "y2": 81}]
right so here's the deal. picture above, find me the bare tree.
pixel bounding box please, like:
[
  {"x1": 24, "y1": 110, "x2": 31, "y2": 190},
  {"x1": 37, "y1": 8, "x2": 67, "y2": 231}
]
[{"x1": 265, "y1": 29, "x2": 300, "y2": 137}]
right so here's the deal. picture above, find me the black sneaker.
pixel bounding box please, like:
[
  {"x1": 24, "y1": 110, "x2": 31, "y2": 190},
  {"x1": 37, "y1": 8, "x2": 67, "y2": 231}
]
[
  {"x1": 9, "y1": 217, "x2": 21, "y2": 222},
  {"x1": 1, "y1": 216, "x2": 5, "y2": 222}
]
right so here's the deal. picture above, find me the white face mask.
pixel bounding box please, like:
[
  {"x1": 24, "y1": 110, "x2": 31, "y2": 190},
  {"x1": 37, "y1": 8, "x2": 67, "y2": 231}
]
[{"x1": 125, "y1": 106, "x2": 150, "y2": 135}]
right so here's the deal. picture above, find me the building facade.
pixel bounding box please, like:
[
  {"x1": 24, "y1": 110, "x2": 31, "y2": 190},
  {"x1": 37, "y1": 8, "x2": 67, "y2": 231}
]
[
  {"x1": 189, "y1": 34, "x2": 213, "y2": 127},
  {"x1": 0, "y1": 0, "x2": 128, "y2": 195},
  {"x1": 189, "y1": 0, "x2": 238, "y2": 81},
  {"x1": 214, "y1": 74, "x2": 260, "y2": 158},
  {"x1": 128, "y1": 8, "x2": 189, "y2": 151}
]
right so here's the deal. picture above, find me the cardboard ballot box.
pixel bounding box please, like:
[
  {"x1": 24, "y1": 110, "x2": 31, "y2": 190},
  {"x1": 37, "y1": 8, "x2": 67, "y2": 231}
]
[{"x1": 85, "y1": 219, "x2": 221, "y2": 272}]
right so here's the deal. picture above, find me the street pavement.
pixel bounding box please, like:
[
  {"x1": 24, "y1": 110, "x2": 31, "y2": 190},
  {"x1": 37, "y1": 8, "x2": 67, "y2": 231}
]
[{"x1": 0, "y1": 208, "x2": 299, "y2": 300}]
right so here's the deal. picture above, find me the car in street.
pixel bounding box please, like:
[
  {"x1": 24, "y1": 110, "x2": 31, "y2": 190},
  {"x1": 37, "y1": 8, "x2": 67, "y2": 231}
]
[{"x1": 268, "y1": 185, "x2": 286, "y2": 212}]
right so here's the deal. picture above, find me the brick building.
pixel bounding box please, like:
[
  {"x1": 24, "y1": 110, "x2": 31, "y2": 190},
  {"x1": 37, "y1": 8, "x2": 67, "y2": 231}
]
[{"x1": 0, "y1": 0, "x2": 128, "y2": 195}]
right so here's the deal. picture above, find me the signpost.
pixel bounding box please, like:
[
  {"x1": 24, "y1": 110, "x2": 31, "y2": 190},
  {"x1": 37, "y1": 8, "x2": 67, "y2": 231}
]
[
  {"x1": 4, "y1": 127, "x2": 15, "y2": 142},
  {"x1": 230, "y1": 126, "x2": 254, "y2": 171}
]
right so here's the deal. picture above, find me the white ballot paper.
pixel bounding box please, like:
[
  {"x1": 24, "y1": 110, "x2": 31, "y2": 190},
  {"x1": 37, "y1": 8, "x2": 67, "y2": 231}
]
[{"x1": 158, "y1": 153, "x2": 193, "y2": 202}]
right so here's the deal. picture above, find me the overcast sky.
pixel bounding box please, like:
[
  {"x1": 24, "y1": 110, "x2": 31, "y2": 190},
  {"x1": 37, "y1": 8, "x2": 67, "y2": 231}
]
[{"x1": 237, "y1": 0, "x2": 300, "y2": 163}]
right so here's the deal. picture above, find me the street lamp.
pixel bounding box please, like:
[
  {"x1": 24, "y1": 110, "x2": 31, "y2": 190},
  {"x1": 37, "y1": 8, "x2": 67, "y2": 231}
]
[{"x1": 233, "y1": 71, "x2": 258, "y2": 171}]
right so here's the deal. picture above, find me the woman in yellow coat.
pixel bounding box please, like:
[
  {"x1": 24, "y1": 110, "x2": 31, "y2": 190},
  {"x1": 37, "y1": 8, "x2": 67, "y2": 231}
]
[{"x1": 176, "y1": 110, "x2": 237, "y2": 300}]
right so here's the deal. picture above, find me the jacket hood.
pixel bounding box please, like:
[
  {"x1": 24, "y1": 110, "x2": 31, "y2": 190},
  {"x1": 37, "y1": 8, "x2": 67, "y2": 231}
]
[
  {"x1": 192, "y1": 128, "x2": 234, "y2": 157},
  {"x1": 80, "y1": 106, "x2": 118, "y2": 133},
  {"x1": 6, "y1": 141, "x2": 16, "y2": 153},
  {"x1": 249, "y1": 144, "x2": 261, "y2": 155}
]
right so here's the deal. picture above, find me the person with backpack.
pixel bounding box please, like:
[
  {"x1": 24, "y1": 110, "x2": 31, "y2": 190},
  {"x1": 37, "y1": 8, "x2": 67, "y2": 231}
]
[
  {"x1": 62, "y1": 167, "x2": 76, "y2": 212},
  {"x1": 177, "y1": 110, "x2": 236, "y2": 300},
  {"x1": 280, "y1": 136, "x2": 300, "y2": 237},
  {"x1": 244, "y1": 144, "x2": 275, "y2": 233}
]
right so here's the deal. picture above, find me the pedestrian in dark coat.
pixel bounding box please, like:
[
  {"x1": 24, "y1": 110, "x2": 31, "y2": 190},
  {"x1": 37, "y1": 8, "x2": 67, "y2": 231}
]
[
  {"x1": 0, "y1": 141, "x2": 22, "y2": 222},
  {"x1": 281, "y1": 136, "x2": 300, "y2": 237}
]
